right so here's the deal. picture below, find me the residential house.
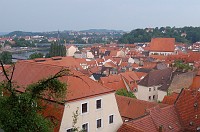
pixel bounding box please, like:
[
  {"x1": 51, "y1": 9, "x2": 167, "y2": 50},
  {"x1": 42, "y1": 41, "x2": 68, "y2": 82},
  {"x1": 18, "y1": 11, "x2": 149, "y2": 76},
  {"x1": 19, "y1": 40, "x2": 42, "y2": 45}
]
[
  {"x1": 136, "y1": 68, "x2": 173, "y2": 102},
  {"x1": 66, "y1": 45, "x2": 78, "y2": 56},
  {"x1": 2, "y1": 61, "x2": 123, "y2": 132}
]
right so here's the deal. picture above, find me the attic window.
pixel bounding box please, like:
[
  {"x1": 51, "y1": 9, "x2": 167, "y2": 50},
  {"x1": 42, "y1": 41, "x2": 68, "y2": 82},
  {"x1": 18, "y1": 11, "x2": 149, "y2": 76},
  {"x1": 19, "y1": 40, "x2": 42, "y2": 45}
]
[
  {"x1": 197, "y1": 127, "x2": 200, "y2": 131},
  {"x1": 51, "y1": 57, "x2": 62, "y2": 60},
  {"x1": 168, "y1": 126, "x2": 173, "y2": 130},
  {"x1": 194, "y1": 102, "x2": 198, "y2": 108},
  {"x1": 34, "y1": 58, "x2": 46, "y2": 62},
  {"x1": 189, "y1": 121, "x2": 194, "y2": 126}
]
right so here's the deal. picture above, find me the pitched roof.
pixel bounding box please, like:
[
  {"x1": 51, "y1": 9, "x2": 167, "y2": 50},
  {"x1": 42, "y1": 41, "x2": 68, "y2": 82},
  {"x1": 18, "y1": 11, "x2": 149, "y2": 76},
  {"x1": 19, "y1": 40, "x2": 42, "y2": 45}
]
[
  {"x1": 120, "y1": 71, "x2": 140, "y2": 82},
  {"x1": 162, "y1": 92, "x2": 179, "y2": 105},
  {"x1": 147, "y1": 105, "x2": 182, "y2": 132},
  {"x1": 118, "y1": 105, "x2": 182, "y2": 132},
  {"x1": 100, "y1": 75, "x2": 126, "y2": 91},
  {"x1": 40, "y1": 100, "x2": 64, "y2": 132},
  {"x1": 115, "y1": 95, "x2": 166, "y2": 120},
  {"x1": 149, "y1": 38, "x2": 175, "y2": 52},
  {"x1": 190, "y1": 74, "x2": 200, "y2": 90},
  {"x1": 25, "y1": 56, "x2": 82, "y2": 70},
  {"x1": 1, "y1": 61, "x2": 114, "y2": 102},
  {"x1": 117, "y1": 123, "x2": 144, "y2": 132},
  {"x1": 120, "y1": 115, "x2": 157, "y2": 132},
  {"x1": 175, "y1": 89, "x2": 200, "y2": 131},
  {"x1": 138, "y1": 68, "x2": 173, "y2": 87}
]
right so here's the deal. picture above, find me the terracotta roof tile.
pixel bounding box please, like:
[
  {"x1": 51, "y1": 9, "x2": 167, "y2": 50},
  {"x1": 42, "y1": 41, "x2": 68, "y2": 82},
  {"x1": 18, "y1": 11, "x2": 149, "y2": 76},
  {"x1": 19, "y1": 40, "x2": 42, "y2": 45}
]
[
  {"x1": 1, "y1": 61, "x2": 114, "y2": 103},
  {"x1": 150, "y1": 38, "x2": 175, "y2": 52},
  {"x1": 115, "y1": 95, "x2": 163, "y2": 120},
  {"x1": 175, "y1": 89, "x2": 200, "y2": 131},
  {"x1": 100, "y1": 75, "x2": 126, "y2": 91},
  {"x1": 162, "y1": 92, "x2": 179, "y2": 105}
]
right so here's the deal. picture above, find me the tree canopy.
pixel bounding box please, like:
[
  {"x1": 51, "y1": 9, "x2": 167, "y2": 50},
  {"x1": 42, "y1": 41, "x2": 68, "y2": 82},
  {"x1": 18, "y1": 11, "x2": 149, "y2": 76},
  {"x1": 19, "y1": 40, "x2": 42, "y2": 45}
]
[
  {"x1": 47, "y1": 42, "x2": 66, "y2": 58},
  {"x1": 116, "y1": 89, "x2": 136, "y2": 98},
  {"x1": 0, "y1": 62, "x2": 68, "y2": 132},
  {"x1": 0, "y1": 51, "x2": 12, "y2": 64},
  {"x1": 119, "y1": 26, "x2": 200, "y2": 44},
  {"x1": 29, "y1": 52, "x2": 44, "y2": 59}
]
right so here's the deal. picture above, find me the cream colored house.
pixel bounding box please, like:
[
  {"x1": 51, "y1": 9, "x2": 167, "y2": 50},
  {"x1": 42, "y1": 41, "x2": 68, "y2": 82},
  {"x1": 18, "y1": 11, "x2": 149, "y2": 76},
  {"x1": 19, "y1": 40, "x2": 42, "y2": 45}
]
[
  {"x1": 136, "y1": 68, "x2": 172, "y2": 102},
  {"x1": 7, "y1": 61, "x2": 123, "y2": 132},
  {"x1": 61, "y1": 92, "x2": 122, "y2": 132},
  {"x1": 66, "y1": 45, "x2": 78, "y2": 56}
]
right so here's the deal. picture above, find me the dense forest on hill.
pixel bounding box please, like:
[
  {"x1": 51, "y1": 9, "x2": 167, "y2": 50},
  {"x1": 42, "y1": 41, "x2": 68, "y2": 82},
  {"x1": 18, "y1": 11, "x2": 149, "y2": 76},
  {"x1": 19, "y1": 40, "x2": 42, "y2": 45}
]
[{"x1": 118, "y1": 26, "x2": 200, "y2": 44}]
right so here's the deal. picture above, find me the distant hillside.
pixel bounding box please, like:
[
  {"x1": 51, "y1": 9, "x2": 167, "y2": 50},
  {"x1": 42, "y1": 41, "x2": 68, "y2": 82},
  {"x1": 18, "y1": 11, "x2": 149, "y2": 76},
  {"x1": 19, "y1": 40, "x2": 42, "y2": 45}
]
[
  {"x1": 5, "y1": 31, "x2": 43, "y2": 37},
  {"x1": 118, "y1": 26, "x2": 200, "y2": 44},
  {"x1": 81, "y1": 29, "x2": 124, "y2": 33},
  {"x1": 0, "y1": 32, "x2": 9, "y2": 36}
]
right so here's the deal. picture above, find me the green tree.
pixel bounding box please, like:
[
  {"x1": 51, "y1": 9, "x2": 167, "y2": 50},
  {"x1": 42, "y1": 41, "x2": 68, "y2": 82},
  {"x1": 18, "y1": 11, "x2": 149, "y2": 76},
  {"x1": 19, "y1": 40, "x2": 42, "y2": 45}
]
[
  {"x1": 0, "y1": 51, "x2": 12, "y2": 64},
  {"x1": 29, "y1": 52, "x2": 44, "y2": 59},
  {"x1": 49, "y1": 42, "x2": 66, "y2": 57},
  {"x1": 0, "y1": 62, "x2": 68, "y2": 132},
  {"x1": 116, "y1": 89, "x2": 136, "y2": 98}
]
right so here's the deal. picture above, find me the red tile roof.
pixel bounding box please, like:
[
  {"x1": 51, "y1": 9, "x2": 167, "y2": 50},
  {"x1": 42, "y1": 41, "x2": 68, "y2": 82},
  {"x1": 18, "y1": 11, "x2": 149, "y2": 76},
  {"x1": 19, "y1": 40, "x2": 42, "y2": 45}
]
[
  {"x1": 100, "y1": 75, "x2": 126, "y2": 91},
  {"x1": 147, "y1": 105, "x2": 182, "y2": 132},
  {"x1": 175, "y1": 89, "x2": 200, "y2": 131},
  {"x1": 118, "y1": 105, "x2": 182, "y2": 132},
  {"x1": 40, "y1": 100, "x2": 64, "y2": 132},
  {"x1": 150, "y1": 38, "x2": 175, "y2": 52},
  {"x1": 25, "y1": 56, "x2": 82, "y2": 70},
  {"x1": 162, "y1": 92, "x2": 179, "y2": 105},
  {"x1": 115, "y1": 95, "x2": 164, "y2": 121},
  {"x1": 1, "y1": 61, "x2": 114, "y2": 103},
  {"x1": 189, "y1": 75, "x2": 200, "y2": 91},
  {"x1": 117, "y1": 123, "x2": 144, "y2": 132},
  {"x1": 119, "y1": 115, "x2": 157, "y2": 132}
]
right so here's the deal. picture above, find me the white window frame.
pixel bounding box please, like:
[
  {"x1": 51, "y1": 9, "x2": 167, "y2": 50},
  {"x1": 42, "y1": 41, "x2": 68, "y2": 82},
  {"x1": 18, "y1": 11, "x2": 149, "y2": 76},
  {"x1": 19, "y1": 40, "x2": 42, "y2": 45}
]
[
  {"x1": 96, "y1": 118, "x2": 103, "y2": 129},
  {"x1": 81, "y1": 101, "x2": 89, "y2": 115},
  {"x1": 82, "y1": 122, "x2": 89, "y2": 132},
  {"x1": 109, "y1": 114, "x2": 114, "y2": 124},
  {"x1": 96, "y1": 98, "x2": 102, "y2": 110}
]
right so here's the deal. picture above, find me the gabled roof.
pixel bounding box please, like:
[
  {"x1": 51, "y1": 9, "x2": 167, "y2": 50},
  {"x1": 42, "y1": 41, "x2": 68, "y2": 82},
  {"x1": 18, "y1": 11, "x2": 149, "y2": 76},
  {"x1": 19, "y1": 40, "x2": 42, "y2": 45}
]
[
  {"x1": 25, "y1": 56, "x2": 82, "y2": 70},
  {"x1": 149, "y1": 38, "x2": 175, "y2": 52},
  {"x1": 1, "y1": 61, "x2": 114, "y2": 103},
  {"x1": 175, "y1": 89, "x2": 200, "y2": 131},
  {"x1": 162, "y1": 92, "x2": 179, "y2": 105},
  {"x1": 138, "y1": 68, "x2": 173, "y2": 87},
  {"x1": 120, "y1": 71, "x2": 140, "y2": 82},
  {"x1": 118, "y1": 115, "x2": 157, "y2": 132},
  {"x1": 115, "y1": 95, "x2": 164, "y2": 120},
  {"x1": 118, "y1": 105, "x2": 182, "y2": 132},
  {"x1": 100, "y1": 75, "x2": 126, "y2": 91}
]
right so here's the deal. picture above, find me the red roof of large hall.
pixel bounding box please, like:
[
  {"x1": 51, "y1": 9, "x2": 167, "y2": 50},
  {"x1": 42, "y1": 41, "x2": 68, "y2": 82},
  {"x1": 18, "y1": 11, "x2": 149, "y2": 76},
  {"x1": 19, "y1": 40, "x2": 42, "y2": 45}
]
[{"x1": 149, "y1": 38, "x2": 175, "y2": 52}]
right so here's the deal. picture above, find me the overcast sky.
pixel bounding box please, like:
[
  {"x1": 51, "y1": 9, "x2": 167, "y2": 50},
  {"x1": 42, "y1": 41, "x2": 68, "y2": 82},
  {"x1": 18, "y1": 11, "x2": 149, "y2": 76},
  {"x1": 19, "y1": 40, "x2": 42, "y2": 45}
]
[{"x1": 1, "y1": 0, "x2": 200, "y2": 32}]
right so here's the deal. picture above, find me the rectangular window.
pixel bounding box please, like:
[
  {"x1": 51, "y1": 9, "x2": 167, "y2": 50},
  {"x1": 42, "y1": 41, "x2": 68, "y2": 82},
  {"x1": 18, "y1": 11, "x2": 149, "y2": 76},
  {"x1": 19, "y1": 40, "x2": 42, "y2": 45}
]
[
  {"x1": 149, "y1": 88, "x2": 151, "y2": 92},
  {"x1": 153, "y1": 87, "x2": 156, "y2": 91},
  {"x1": 109, "y1": 115, "x2": 114, "y2": 124},
  {"x1": 97, "y1": 119, "x2": 102, "y2": 128},
  {"x1": 66, "y1": 128, "x2": 73, "y2": 132},
  {"x1": 153, "y1": 95, "x2": 155, "y2": 100},
  {"x1": 149, "y1": 96, "x2": 151, "y2": 100},
  {"x1": 96, "y1": 99, "x2": 101, "y2": 109},
  {"x1": 82, "y1": 123, "x2": 88, "y2": 132},
  {"x1": 82, "y1": 103, "x2": 88, "y2": 113}
]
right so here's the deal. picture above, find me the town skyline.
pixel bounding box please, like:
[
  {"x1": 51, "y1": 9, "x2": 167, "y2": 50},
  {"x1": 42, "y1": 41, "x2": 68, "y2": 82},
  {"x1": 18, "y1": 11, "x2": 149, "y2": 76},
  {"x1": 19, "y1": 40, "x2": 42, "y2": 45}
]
[{"x1": 1, "y1": 0, "x2": 200, "y2": 32}]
